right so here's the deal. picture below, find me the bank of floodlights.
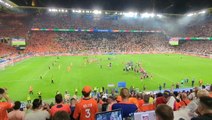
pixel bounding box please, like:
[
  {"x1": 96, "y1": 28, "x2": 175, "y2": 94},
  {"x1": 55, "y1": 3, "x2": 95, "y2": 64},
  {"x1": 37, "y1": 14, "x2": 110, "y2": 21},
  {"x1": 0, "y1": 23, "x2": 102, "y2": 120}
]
[
  {"x1": 141, "y1": 12, "x2": 163, "y2": 18},
  {"x1": 48, "y1": 8, "x2": 68, "y2": 13},
  {"x1": 123, "y1": 12, "x2": 138, "y2": 17},
  {"x1": 186, "y1": 10, "x2": 207, "y2": 17},
  {"x1": 0, "y1": 0, "x2": 13, "y2": 8},
  {"x1": 93, "y1": 10, "x2": 102, "y2": 14}
]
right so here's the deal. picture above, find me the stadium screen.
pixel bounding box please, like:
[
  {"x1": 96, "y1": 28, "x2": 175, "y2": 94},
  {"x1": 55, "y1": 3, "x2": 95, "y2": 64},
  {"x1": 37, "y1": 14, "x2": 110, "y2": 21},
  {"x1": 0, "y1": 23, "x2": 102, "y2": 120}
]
[
  {"x1": 11, "y1": 37, "x2": 26, "y2": 46},
  {"x1": 95, "y1": 109, "x2": 122, "y2": 120},
  {"x1": 169, "y1": 38, "x2": 179, "y2": 46}
]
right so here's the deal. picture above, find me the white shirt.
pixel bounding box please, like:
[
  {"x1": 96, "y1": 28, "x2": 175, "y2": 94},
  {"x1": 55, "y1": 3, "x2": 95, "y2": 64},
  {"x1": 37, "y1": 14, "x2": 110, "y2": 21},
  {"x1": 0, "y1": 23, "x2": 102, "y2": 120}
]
[{"x1": 24, "y1": 109, "x2": 50, "y2": 120}]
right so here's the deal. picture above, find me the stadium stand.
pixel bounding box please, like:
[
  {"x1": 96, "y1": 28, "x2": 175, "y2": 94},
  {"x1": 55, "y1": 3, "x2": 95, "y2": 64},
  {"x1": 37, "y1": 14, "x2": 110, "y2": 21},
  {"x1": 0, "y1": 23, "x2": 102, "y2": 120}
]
[{"x1": 0, "y1": 7, "x2": 212, "y2": 120}]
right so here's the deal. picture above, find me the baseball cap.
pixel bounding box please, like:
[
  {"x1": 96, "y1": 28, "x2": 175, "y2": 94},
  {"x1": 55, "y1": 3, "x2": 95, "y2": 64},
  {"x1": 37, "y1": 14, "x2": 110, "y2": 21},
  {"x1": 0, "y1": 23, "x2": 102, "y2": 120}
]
[
  {"x1": 163, "y1": 90, "x2": 171, "y2": 96},
  {"x1": 82, "y1": 86, "x2": 92, "y2": 93}
]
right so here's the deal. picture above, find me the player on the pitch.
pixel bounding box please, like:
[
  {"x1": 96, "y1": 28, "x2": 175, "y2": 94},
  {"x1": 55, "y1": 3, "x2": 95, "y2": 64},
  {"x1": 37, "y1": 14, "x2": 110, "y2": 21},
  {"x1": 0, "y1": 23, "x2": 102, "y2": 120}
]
[
  {"x1": 67, "y1": 66, "x2": 71, "y2": 72},
  {"x1": 29, "y1": 85, "x2": 33, "y2": 95}
]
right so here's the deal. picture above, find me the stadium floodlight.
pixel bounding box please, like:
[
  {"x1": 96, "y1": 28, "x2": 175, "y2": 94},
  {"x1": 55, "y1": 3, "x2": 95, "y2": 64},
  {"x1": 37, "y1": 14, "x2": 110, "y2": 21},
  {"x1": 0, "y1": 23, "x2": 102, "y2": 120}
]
[
  {"x1": 65, "y1": 10, "x2": 68, "y2": 12},
  {"x1": 156, "y1": 14, "x2": 163, "y2": 18},
  {"x1": 119, "y1": 12, "x2": 123, "y2": 15},
  {"x1": 141, "y1": 12, "x2": 149, "y2": 18},
  {"x1": 123, "y1": 12, "x2": 137, "y2": 17},
  {"x1": 187, "y1": 13, "x2": 194, "y2": 17},
  {"x1": 149, "y1": 13, "x2": 155, "y2": 17},
  {"x1": 75, "y1": 10, "x2": 82, "y2": 13},
  {"x1": 93, "y1": 10, "x2": 102, "y2": 14},
  {"x1": 0, "y1": 0, "x2": 13, "y2": 8},
  {"x1": 82, "y1": 10, "x2": 85, "y2": 13},
  {"x1": 86, "y1": 10, "x2": 90, "y2": 13},
  {"x1": 198, "y1": 10, "x2": 206, "y2": 14}
]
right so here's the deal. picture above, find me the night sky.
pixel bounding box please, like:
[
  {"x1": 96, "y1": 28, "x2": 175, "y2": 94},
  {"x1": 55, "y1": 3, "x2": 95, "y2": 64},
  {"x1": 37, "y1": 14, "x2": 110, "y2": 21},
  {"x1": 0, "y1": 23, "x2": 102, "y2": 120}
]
[{"x1": 10, "y1": 0, "x2": 212, "y2": 13}]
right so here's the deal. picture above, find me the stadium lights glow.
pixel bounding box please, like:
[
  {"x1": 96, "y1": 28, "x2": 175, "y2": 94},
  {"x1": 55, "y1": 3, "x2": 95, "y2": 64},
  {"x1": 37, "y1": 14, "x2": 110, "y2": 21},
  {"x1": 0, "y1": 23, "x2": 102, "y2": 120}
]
[
  {"x1": 149, "y1": 13, "x2": 155, "y2": 17},
  {"x1": 119, "y1": 12, "x2": 123, "y2": 15},
  {"x1": 86, "y1": 10, "x2": 90, "y2": 13},
  {"x1": 93, "y1": 10, "x2": 102, "y2": 14},
  {"x1": 198, "y1": 10, "x2": 206, "y2": 14},
  {"x1": 123, "y1": 12, "x2": 138, "y2": 17},
  {"x1": 187, "y1": 13, "x2": 194, "y2": 17},
  {"x1": 48, "y1": 8, "x2": 68, "y2": 13},
  {"x1": 156, "y1": 14, "x2": 163, "y2": 18},
  {"x1": 0, "y1": 0, "x2": 13, "y2": 8},
  {"x1": 141, "y1": 12, "x2": 150, "y2": 18},
  {"x1": 186, "y1": 10, "x2": 207, "y2": 17}
]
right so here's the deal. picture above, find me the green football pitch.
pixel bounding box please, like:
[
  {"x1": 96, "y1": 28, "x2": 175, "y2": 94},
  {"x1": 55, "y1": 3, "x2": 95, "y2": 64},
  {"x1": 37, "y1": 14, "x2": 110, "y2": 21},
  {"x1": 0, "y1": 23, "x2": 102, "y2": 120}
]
[{"x1": 0, "y1": 54, "x2": 212, "y2": 101}]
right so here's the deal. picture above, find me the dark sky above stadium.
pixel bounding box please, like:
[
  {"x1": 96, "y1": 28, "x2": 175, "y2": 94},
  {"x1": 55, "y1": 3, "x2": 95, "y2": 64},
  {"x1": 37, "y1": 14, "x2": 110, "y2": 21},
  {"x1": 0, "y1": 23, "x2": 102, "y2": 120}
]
[{"x1": 11, "y1": 0, "x2": 212, "y2": 14}]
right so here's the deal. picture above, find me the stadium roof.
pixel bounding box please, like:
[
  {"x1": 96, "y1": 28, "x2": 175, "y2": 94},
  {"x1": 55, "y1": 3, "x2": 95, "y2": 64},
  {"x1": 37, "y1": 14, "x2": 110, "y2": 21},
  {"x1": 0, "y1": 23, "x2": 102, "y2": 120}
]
[{"x1": 8, "y1": 0, "x2": 212, "y2": 14}]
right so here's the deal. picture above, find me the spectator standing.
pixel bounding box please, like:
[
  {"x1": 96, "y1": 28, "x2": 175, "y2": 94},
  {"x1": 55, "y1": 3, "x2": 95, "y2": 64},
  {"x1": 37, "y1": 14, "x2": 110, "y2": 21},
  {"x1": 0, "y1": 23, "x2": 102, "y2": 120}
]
[
  {"x1": 140, "y1": 94, "x2": 154, "y2": 112},
  {"x1": 8, "y1": 101, "x2": 25, "y2": 120},
  {"x1": 0, "y1": 88, "x2": 13, "y2": 120},
  {"x1": 50, "y1": 94, "x2": 71, "y2": 117},
  {"x1": 73, "y1": 86, "x2": 98, "y2": 120},
  {"x1": 112, "y1": 88, "x2": 137, "y2": 119},
  {"x1": 191, "y1": 96, "x2": 212, "y2": 120},
  {"x1": 163, "y1": 90, "x2": 176, "y2": 110},
  {"x1": 53, "y1": 111, "x2": 70, "y2": 120},
  {"x1": 24, "y1": 99, "x2": 50, "y2": 120}
]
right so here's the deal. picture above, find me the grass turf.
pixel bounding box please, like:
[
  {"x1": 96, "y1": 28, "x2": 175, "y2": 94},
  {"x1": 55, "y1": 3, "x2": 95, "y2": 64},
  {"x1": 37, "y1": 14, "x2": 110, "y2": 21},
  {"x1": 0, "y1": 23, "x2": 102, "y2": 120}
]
[{"x1": 0, "y1": 54, "x2": 212, "y2": 101}]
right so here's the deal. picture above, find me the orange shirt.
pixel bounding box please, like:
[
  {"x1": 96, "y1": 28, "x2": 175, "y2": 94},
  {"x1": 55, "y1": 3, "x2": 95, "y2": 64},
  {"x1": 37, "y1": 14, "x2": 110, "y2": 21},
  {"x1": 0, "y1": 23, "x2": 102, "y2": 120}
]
[
  {"x1": 73, "y1": 98, "x2": 98, "y2": 120},
  {"x1": 50, "y1": 103, "x2": 71, "y2": 116},
  {"x1": 209, "y1": 92, "x2": 212, "y2": 98},
  {"x1": 174, "y1": 102, "x2": 181, "y2": 111},
  {"x1": 0, "y1": 102, "x2": 13, "y2": 120},
  {"x1": 179, "y1": 99, "x2": 190, "y2": 107},
  {"x1": 129, "y1": 97, "x2": 139, "y2": 107},
  {"x1": 137, "y1": 99, "x2": 144, "y2": 110},
  {"x1": 139, "y1": 103, "x2": 155, "y2": 112}
]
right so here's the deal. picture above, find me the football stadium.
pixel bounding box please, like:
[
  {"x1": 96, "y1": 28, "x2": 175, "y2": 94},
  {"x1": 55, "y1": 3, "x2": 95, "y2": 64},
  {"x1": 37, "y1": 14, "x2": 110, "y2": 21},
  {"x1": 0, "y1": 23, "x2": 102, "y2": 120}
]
[{"x1": 0, "y1": 0, "x2": 212, "y2": 120}]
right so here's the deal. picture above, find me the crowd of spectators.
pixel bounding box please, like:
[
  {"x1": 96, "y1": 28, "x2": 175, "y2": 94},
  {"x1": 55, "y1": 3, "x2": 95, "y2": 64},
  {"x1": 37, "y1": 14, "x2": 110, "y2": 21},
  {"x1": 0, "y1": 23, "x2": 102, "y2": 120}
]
[
  {"x1": 0, "y1": 12, "x2": 212, "y2": 57},
  {"x1": 1, "y1": 84, "x2": 212, "y2": 120},
  {"x1": 56, "y1": 32, "x2": 171, "y2": 53}
]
